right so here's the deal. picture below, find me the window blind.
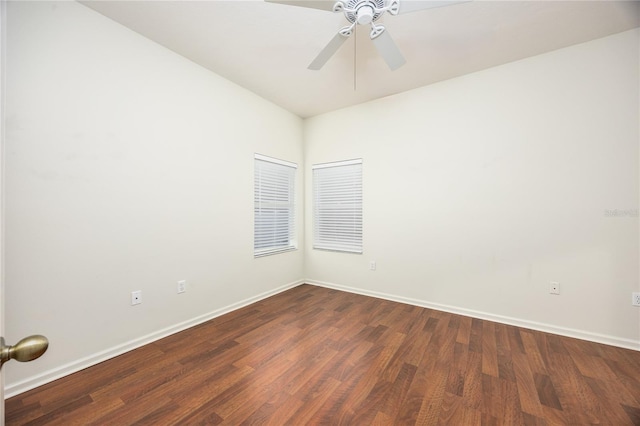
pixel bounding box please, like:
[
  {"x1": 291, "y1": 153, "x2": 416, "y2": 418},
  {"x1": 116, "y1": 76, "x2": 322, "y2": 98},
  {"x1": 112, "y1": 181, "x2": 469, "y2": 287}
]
[
  {"x1": 254, "y1": 154, "x2": 297, "y2": 257},
  {"x1": 312, "y1": 159, "x2": 362, "y2": 253}
]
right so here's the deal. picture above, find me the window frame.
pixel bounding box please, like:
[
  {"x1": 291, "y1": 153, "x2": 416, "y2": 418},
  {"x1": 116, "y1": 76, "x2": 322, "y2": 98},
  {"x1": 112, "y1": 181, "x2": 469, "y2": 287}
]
[
  {"x1": 254, "y1": 153, "x2": 297, "y2": 258},
  {"x1": 312, "y1": 158, "x2": 363, "y2": 254}
]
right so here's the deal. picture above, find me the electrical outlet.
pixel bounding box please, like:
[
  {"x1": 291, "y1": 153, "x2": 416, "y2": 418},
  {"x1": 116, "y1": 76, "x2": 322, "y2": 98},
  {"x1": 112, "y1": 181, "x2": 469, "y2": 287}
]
[
  {"x1": 131, "y1": 290, "x2": 142, "y2": 305},
  {"x1": 178, "y1": 280, "x2": 186, "y2": 294},
  {"x1": 369, "y1": 261, "x2": 376, "y2": 271},
  {"x1": 550, "y1": 282, "x2": 560, "y2": 295},
  {"x1": 633, "y1": 292, "x2": 640, "y2": 306}
]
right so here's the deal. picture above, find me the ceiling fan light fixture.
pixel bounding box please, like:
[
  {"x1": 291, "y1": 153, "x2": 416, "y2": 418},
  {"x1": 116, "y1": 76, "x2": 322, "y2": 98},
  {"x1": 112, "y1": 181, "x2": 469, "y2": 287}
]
[{"x1": 356, "y1": 5, "x2": 374, "y2": 24}]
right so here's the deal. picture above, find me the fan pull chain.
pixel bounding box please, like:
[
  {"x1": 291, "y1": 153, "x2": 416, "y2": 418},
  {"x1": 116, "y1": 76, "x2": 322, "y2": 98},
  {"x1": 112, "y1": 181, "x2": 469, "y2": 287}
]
[{"x1": 353, "y1": 24, "x2": 357, "y2": 91}]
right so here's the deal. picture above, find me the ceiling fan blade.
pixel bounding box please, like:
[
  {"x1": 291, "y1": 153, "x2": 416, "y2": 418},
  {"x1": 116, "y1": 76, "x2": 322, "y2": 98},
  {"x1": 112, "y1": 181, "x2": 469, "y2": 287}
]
[
  {"x1": 308, "y1": 33, "x2": 349, "y2": 70},
  {"x1": 371, "y1": 30, "x2": 406, "y2": 70},
  {"x1": 397, "y1": 0, "x2": 470, "y2": 14},
  {"x1": 264, "y1": 0, "x2": 336, "y2": 12}
]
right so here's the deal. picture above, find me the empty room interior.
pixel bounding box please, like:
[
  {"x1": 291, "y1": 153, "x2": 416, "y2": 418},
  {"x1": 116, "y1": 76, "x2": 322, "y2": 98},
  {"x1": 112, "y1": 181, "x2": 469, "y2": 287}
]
[{"x1": 2, "y1": 0, "x2": 640, "y2": 424}]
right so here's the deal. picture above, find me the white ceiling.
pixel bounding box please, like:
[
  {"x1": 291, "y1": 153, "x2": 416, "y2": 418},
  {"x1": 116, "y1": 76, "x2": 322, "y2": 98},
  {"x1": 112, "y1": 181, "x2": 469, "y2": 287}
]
[{"x1": 81, "y1": 0, "x2": 639, "y2": 118}]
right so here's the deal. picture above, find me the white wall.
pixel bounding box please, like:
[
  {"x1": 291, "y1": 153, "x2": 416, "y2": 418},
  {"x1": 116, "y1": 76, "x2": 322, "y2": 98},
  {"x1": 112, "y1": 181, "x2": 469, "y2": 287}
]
[
  {"x1": 4, "y1": 1, "x2": 304, "y2": 394},
  {"x1": 305, "y1": 29, "x2": 640, "y2": 348}
]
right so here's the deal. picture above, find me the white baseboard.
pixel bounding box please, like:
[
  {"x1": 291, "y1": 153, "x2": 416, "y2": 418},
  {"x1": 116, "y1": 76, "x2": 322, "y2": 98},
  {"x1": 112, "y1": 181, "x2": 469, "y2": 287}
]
[
  {"x1": 306, "y1": 279, "x2": 640, "y2": 352},
  {"x1": 4, "y1": 279, "x2": 304, "y2": 399}
]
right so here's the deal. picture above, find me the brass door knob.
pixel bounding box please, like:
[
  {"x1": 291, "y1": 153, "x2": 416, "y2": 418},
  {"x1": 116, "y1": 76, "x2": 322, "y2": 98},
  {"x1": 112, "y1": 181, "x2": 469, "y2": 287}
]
[{"x1": 0, "y1": 335, "x2": 49, "y2": 368}]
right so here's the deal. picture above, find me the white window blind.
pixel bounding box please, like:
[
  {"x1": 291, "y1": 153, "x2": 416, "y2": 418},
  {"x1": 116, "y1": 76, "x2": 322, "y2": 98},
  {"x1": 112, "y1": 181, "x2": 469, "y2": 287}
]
[
  {"x1": 254, "y1": 154, "x2": 297, "y2": 257},
  {"x1": 313, "y1": 159, "x2": 362, "y2": 253}
]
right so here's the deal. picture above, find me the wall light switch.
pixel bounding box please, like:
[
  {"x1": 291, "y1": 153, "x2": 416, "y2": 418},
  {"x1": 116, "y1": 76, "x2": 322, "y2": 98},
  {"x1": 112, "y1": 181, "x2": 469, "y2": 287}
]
[{"x1": 131, "y1": 290, "x2": 142, "y2": 305}]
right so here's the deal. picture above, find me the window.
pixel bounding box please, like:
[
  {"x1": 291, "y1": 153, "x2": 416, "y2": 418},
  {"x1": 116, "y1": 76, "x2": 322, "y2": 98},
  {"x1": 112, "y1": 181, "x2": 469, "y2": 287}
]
[
  {"x1": 312, "y1": 159, "x2": 362, "y2": 253},
  {"x1": 254, "y1": 154, "x2": 297, "y2": 257}
]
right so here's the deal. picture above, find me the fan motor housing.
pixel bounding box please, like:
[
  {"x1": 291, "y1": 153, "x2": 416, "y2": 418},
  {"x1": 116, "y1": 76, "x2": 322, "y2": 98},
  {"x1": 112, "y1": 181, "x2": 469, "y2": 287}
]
[{"x1": 344, "y1": 0, "x2": 385, "y2": 24}]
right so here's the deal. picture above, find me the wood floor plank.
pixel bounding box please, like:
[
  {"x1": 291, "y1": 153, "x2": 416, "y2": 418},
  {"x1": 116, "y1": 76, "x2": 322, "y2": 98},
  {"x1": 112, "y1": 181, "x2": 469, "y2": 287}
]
[
  {"x1": 583, "y1": 373, "x2": 640, "y2": 408},
  {"x1": 445, "y1": 341, "x2": 469, "y2": 397},
  {"x1": 481, "y1": 321, "x2": 500, "y2": 377},
  {"x1": 167, "y1": 364, "x2": 255, "y2": 420},
  {"x1": 456, "y1": 315, "x2": 473, "y2": 345},
  {"x1": 583, "y1": 376, "x2": 640, "y2": 425},
  {"x1": 47, "y1": 397, "x2": 125, "y2": 426},
  {"x1": 290, "y1": 377, "x2": 343, "y2": 424},
  {"x1": 500, "y1": 374, "x2": 526, "y2": 425},
  {"x1": 439, "y1": 391, "x2": 483, "y2": 425},
  {"x1": 507, "y1": 324, "x2": 527, "y2": 354},
  {"x1": 415, "y1": 359, "x2": 450, "y2": 424},
  {"x1": 497, "y1": 351, "x2": 517, "y2": 383},
  {"x1": 546, "y1": 352, "x2": 604, "y2": 424},
  {"x1": 380, "y1": 311, "x2": 431, "y2": 382},
  {"x1": 21, "y1": 395, "x2": 93, "y2": 426},
  {"x1": 502, "y1": 338, "x2": 545, "y2": 418},
  {"x1": 622, "y1": 404, "x2": 640, "y2": 425},
  {"x1": 461, "y1": 351, "x2": 484, "y2": 412},
  {"x1": 481, "y1": 373, "x2": 504, "y2": 418},
  {"x1": 6, "y1": 284, "x2": 640, "y2": 425},
  {"x1": 218, "y1": 351, "x2": 331, "y2": 425},
  {"x1": 283, "y1": 346, "x2": 339, "y2": 397},
  {"x1": 237, "y1": 390, "x2": 293, "y2": 426},
  {"x1": 348, "y1": 379, "x2": 394, "y2": 424},
  {"x1": 469, "y1": 318, "x2": 484, "y2": 353},
  {"x1": 323, "y1": 331, "x2": 407, "y2": 423},
  {"x1": 520, "y1": 330, "x2": 549, "y2": 375},
  {"x1": 533, "y1": 372, "x2": 562, "y2": 410},
  {"x1": 371, "y1": 410, "x2": 394, "y2": 425},
  {"x1": 380, "y1": 361, "x2": 417, "y2": 420},
  {"x1": 540, "y1": 405, "x2": 568, "y2": 425}
]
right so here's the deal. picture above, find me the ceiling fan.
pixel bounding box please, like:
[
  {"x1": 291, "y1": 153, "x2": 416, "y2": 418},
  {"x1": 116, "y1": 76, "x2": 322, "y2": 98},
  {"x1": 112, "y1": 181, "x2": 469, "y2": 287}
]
[{"x1": 266, "y1": 0, "x2": 468, "y2": 71}]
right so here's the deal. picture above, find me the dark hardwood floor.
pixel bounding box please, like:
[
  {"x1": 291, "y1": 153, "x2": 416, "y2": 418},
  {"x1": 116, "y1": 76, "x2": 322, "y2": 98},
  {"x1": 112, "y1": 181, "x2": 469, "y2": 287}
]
[{"x1": 6, "y1": 284, "x2": 640, "y2": 425}]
